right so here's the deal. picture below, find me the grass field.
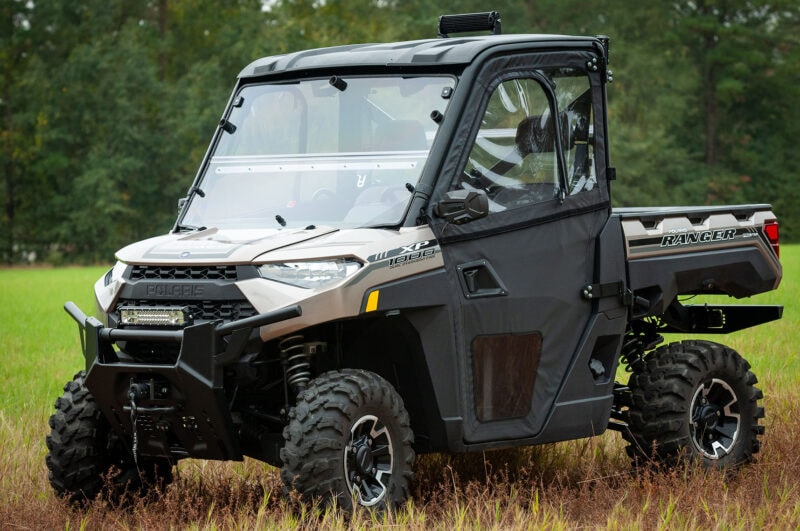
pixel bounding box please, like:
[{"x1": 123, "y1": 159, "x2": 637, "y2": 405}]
[{"x1": 0, "y1": 248, "x2": 797, "y2": 528}]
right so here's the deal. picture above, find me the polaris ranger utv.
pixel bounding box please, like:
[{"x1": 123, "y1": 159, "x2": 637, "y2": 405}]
[{"x1": 47, "y1": 12, "x2": 783, "y2": 509}]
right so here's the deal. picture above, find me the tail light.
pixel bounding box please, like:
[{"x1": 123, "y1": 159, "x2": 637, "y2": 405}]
[{"x1": 763, "y1": 219, "x2": 780, "y2": 258}]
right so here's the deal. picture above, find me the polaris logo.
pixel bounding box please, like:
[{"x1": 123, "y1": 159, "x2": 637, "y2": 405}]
[
  {"x1": 660, "y1": 229, "x2": 736, "y2": 247},
  {"x1": 145, "y1": 283, "x2": 205, "y2": 297}
]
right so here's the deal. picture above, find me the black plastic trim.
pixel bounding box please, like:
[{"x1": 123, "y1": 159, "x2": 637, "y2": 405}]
[
  {"x1": 660, "y1": 304, "x2": 783, "y2": 334},
  {"x1": 63, "y1": 301, "x2": 302, "y2": 461},
  {"x1": 439, "y1": 200, "x2": 610, "y2": 245}
]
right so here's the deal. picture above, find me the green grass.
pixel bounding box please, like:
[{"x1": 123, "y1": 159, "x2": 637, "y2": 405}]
[
  {"x1": 1, "y1": 248, "x2": 794, "y2": 413},
  {"x1": 667, "y1": 245, "x2": 797, "y2": 389},
  {"x1": 0, "y1": 265, "x2": 108, "y2": 414},
  {"x1": 0, "y1": 248, "x2": 797, "y2": 528}
]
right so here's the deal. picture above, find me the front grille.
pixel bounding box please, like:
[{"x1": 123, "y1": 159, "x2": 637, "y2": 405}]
[
  {"x1": 114, "y1": 299, "x2": 258, "y2": 364},
  {"x1": 115, "y1": 299, "x2": 257, "y2": 323},
  {"x1": 129, "y1": 265, "x2": 239, "y2": 281},
  {"x1": 115, "y1": 265, "x2": 261, "y2": 364}
]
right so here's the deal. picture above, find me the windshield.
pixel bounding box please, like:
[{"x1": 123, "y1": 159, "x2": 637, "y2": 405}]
[{"x1": 180, "y1": 75, "x2": 455, "y2": 230}]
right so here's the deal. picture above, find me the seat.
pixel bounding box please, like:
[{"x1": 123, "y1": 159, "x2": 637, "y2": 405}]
[{"x1": 515, "y1": 114, "x2": 557, "y2": 156}]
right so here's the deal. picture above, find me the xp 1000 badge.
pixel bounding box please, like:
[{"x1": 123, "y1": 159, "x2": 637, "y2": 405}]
[{"x1": 368, "y1": 240, "x2": 439, "y2": 269}]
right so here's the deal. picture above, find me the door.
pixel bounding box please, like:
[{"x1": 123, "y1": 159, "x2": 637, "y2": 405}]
[{"x1": 430, "y1": 50, "x2": 612, "y2": 443}]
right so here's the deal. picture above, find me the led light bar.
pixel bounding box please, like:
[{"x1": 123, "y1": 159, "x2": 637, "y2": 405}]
[
  {"x1": 438, "y1": 11, "x2": 501, "y2": 38},
  {"x1": 119, "y1": 306, "x2": 190, "y2": 327}
]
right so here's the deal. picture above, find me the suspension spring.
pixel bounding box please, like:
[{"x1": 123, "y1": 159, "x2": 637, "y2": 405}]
[
  {"x1": 620, "y1": 319, "x2": 664, "y2": 373},
  {"x1": 279, "y1": 335, "x2": 320, "y2": 395}
]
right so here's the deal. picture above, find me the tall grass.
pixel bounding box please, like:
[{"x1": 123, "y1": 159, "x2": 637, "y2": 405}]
[
  {"x1": 0, "y1": 248, "x2": 797, "y2": 529},
  {"x1": 0, "y1": 266, "x2": 107, "y2": 413}
]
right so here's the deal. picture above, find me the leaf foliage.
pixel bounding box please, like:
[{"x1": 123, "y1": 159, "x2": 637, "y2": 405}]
[{"x1": 1, "y1": 0, "x2": 798, "y2": 262}]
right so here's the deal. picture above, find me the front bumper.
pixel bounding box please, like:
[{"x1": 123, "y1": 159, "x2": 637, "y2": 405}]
[{"x1": 64, "y1": 301, "x2": 301, "y2": 461}]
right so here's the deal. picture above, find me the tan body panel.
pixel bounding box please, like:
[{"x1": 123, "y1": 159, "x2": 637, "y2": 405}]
[{"x1": 97, "y1": 226, "x2": 444, "y2": 338}]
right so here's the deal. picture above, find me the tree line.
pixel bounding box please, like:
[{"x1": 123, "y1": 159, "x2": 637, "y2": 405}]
[{"x1": 2, "y1": 0, "x2": 799, "y2": 264}]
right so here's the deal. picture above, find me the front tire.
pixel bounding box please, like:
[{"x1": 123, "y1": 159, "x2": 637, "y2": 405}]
[
  {"x1": 280, "y1": 369, "x2": 414, "y2": 510},
  {"x1": 45, "y1": 371, "x2": 173, "y2": 502},
  {"x1": 623, "y1": 340, "x2": 765, "y2": 468}
]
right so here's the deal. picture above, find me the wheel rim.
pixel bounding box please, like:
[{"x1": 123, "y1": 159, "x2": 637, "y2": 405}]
[
  {"x1": 690, "y1": 378, "x2": 741, "y2": 459},
  {"x1": 343, "y1": 414, "x2": 394, "y2": 507}
]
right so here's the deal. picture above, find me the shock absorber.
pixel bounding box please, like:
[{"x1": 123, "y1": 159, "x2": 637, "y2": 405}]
[
  {"x1": 620, "y1": 318, "x2": 663, "y2": 373},
  {"x1": 279, "y1": 335, "x2": 326, "y2": 395}
]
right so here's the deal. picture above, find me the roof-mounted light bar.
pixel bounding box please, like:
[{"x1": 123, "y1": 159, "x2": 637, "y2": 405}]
[{"x1": 438, "y1": 11, "x2": 501, "y2": 38}]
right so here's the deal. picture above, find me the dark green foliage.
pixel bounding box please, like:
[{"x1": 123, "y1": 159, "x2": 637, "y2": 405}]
[{"x1": 1, "y1": 0, "x2": 798, "y2": 263}]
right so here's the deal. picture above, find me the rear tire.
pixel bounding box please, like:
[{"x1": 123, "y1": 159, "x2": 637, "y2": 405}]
[
  {"x1": 623, "y1": 340, "x2": 764, "y2": 468},
  {"x1": 280, "y1": 369, "x2": 414, "y2": 511},
  {"x1": 46, "y1": 371, "x2": 173, "y2": 502}
]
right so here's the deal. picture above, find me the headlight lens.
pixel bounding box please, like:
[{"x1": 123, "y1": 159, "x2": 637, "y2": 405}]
[
  {"x1": 104, "y1": 261, "x2": 128, "y2": 286},
  {"x1": 258, "y1": 258, "x2": 362, "y2": 289}
]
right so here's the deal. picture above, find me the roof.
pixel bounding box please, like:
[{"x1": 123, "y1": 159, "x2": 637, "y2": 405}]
[{"x1": 238, "y1": 34, "x2": 600, "y2": 78}]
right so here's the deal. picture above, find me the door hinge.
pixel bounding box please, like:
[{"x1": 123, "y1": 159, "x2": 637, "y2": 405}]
[{"x1": 582, "y1": 281, "x2": 632, "y2": 305}]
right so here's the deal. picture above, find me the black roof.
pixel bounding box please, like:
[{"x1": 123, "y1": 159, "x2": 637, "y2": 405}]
[{"x1": 239, "y1": 34, "x2": 600, "y2": 78}]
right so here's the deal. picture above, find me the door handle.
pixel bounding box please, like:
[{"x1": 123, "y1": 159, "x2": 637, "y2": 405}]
[{"x1": 457, "y1": 260, "x2": 508, "y2": 298}]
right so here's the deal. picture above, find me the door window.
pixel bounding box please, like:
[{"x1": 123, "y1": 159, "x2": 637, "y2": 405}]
[{"x1": 457, "y1": 70, "x2": 595, "y2": 213}]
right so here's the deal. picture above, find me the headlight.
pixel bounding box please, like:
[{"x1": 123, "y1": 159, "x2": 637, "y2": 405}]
[
  {"x1": 258, "y1": 258, "x2": 362, "y2": 289},
  {"x1": 104, "y1": 261, "x2": 128, "y2": 286}
]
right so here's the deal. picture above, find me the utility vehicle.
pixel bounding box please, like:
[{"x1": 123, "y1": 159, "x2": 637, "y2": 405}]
[{"x1": 47, "y1": 12, "x2": 783, "y2": 509}]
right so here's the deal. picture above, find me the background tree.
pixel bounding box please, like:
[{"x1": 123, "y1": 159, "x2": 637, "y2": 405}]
[
  {"x1": 1, "y1": 0, "x2": 39, "y2": 262},
  {"x1": 1, "y1": 0, "x2": 797, "y2": 263}
]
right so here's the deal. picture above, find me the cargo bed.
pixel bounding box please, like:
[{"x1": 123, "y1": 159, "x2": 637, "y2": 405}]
[{"x1": 614, "y1": 204, "x2": 781, "y2": 316}]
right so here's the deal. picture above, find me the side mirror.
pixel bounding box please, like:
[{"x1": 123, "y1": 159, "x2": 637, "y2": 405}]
[{"x1": 434, "y1": 189, "x2": 489, "y2": 224}]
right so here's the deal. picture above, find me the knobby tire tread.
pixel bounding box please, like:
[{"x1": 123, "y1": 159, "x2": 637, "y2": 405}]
[
  {"x1": 45, "y1": 371, "x2": 173, "y2": 503},
  {"x1": 622, "y1": 340, "x2": 764, "y2": 468},
  {"x1": 280, "y1": 369, "x2": 414, "y2": 510}
]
